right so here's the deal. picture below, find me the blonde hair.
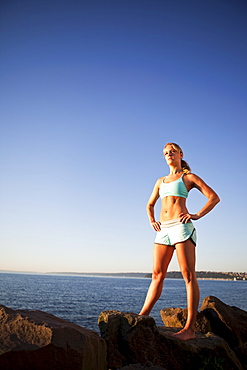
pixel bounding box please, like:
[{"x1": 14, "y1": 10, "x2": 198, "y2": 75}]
[{"x1": 164, "y1": 142, "x2": 191, "y2": 174}]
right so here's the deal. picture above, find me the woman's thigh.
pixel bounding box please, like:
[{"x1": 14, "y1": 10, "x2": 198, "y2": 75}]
[
  {"x1": 175, "y1": 239, "x2": 196, "y2": 272},
  {"x1": 152, "y1": 243, "x2": 175, "y2": 274}
]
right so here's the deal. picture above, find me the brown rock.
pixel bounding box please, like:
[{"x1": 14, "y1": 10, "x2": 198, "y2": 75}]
[
  {"x1": 160, "y1": 307, "x2": 211, "y2": 333},
  {"x1": 119, "y1": 364, "x2": 166, "y2": 370},
  {"x1": 200, "y1": 296, "x2": 247, "y2": 348},
  {"x1": 234, "y1": 343, "x2": 247, "y2": 370},
  {"x1": 98, "y1": 310, "x2": 160, "y2": 369},
  {"x1": 98, "y1": 310, "x2": 243, "y2": 370},
  {"x1": 0, "y1": 305, "x2": 107, "y2": 370}
]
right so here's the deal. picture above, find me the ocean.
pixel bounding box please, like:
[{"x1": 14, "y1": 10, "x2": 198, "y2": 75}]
[{"x1": 0, "y1": 272, "x2": 246, "y2": 333}]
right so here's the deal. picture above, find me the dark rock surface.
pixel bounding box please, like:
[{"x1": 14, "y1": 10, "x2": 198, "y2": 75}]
[
  {"x1": 0, "y1": 305, "x2": 107, "y2": 370},
  {"x1": 98, "y1": 310, "x2": 243, "y2": 370},
  {"x1": 200, "y1": 296, "x2": 247, "y2": 348},
  {"x1": 200, "y1": 296, "x2": 247, "y2": 370},
  {"x1": 119, "y1": 364, "x2": 166, "y2": 370},
  {"x1": 158, "y1": 296, "x2": 247, "y2": 370},
  {"x1": 1, "y1": 296, "x2": 246, "y2": 370}
]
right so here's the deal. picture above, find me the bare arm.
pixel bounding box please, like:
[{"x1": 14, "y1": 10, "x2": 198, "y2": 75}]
[
  {"x1": 180, "y1": 174, "x2": 220, "y2": 223},
  {"x1": 146, "y1": 178, "x2": 162, "y2": 231}
]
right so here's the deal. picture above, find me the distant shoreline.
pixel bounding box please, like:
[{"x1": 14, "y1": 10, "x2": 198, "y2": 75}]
[{"x1": 0, "y1": 270, "x2": 246, "y2": 281}]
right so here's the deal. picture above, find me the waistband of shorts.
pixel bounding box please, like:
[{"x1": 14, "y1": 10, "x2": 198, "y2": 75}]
[{"x1": 160, "y1": 219, "x2": 192, "y2": 228}]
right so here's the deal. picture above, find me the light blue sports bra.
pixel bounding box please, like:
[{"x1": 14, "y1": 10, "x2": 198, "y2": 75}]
[{"x1": 159, "y1": 174, "x2": 188, "y2": 199}]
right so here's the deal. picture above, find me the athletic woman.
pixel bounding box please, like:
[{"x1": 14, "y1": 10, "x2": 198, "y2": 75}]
[{"x1": 139, "y1": 142, "x2": 220, "y2": 340}]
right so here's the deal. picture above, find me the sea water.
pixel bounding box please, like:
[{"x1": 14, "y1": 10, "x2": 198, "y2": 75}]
[{"x1": 0, "y1": 272, "x2": 246, "y2": 333}]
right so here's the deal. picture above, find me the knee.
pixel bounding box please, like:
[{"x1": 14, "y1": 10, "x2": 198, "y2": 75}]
[
  {"x1": 181, "y1": 269, "x2": 196, "y2": 284},
  {"x1": 152, "y1": 269, "x2": 166, "y2": 282}
]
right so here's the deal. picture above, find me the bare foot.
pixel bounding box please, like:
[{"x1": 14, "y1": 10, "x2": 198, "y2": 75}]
[{"x1": 172, "y1": 328, "x2": 195, "y2": 341}]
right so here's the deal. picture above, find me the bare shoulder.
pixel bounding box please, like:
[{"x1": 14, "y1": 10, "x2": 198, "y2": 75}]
[
  {"x1": 184, "y1": 173, "x2": 217, "y2": 196},
  {"x1": 155, "y1": 176, "x2": 165, "y2": 188},
  {"x1": 148, "y1": 177, "x2": 164, "y2": 203},
  {"x1": 183, "y1": 173, "x2": 206, "y2": 190},
  {"x1": 150, "y1": 176, "x2": 165, "y2": 193},
  {"x1": 184, "y1": 173, "x2": 202, "y2": 182}
]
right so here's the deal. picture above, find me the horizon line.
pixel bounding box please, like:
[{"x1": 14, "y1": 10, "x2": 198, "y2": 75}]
[{"x1": 0, "y1": 269, "x2": 246, "y2": 274}]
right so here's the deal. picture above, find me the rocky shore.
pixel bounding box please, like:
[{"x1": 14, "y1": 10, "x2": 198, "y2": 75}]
[{"x1": 0, "y1": 296, "x2": 246, "y2": 369}]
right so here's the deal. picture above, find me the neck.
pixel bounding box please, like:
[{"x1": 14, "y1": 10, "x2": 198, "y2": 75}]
[{"x1": 169, "y1": 166, "x2": 183, "y2": 175}]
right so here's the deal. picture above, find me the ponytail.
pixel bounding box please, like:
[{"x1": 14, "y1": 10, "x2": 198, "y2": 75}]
[
  {"x1": 181, "y1": 159, "x2": 191, "y2": 174},
  {"x1": 164, "y1": 142, "x2": 191, "y2": 174}
]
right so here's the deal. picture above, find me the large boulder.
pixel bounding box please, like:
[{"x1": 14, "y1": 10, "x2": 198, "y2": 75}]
[
  {"x1": 160, "y1": 307, "x2": 211, "y2": 333},
  {"x1": 98, "y1": 310, "x2": 161, "y2": 369},
  {"x1": 0, "y1": 305, "x2": 107, "y2": 370},
  {"x1": 98, "y1": 310, "x2": 243, "y2": 370},
  {"x1": 200, "y1": 296, "x2": 247, "y2": 348}
]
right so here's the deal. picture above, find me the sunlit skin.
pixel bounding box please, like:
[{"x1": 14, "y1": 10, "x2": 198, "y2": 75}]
[{"x1": 139, "y1": 144, "x2": 220, "y2": 340}]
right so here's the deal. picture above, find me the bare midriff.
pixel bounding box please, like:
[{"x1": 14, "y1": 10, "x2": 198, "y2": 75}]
[{"x1": 160, "y1": 196, "x2": 188, "y2": 222}]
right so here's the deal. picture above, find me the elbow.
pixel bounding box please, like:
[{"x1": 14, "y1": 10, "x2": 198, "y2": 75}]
[
  {"x1": 146, "y1": 202, "x2": 154, "y2": 211},
  {"x1": 214, "y1": 194, "x2": 220, "y2": 205}
]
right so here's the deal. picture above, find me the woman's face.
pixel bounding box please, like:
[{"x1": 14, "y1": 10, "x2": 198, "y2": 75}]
[{"x1": 163, "y1": 145, "x2": 182, "y2": 165}]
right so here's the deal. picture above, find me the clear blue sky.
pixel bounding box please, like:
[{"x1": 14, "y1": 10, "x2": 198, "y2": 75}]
[{"x1": 1, "y1": 0, "x2": 246, "y2": 273}]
